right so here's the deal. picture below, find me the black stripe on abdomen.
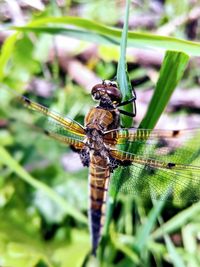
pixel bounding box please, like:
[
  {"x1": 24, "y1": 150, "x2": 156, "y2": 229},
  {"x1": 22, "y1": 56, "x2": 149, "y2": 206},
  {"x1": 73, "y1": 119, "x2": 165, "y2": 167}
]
[{"x1": 89, "y1": 154, "x2": 110, "y2": 255}]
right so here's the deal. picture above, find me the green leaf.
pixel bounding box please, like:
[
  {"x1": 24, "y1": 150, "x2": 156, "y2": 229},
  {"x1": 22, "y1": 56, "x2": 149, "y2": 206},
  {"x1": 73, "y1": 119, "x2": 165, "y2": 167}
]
[
  {"x1": 164, "y1": 235, "x2": 186, "y2": 267},
  {"x1": 0, "y1": 33, "x2": 18, "y2": 81},
  {"x1": 117, "y1": 0, "x2": 130, "y2": 98},
  {"x1": 152, "y1": 202, "x2": 200, "y2": 239},
  {"x1": 140, "y1": 51, "x2": 189, "y2": 129},
  {"x1": 0, "y1": 146, "x2": 87, "y2": 225},
  {"x1": 12, "y1": 16, "x2": 200, "y2": 56},
  {"x1": 0, "y1": 220, "x2": 89, "y2": 267},
  {"x1": 116, "y1": 0, "x2": 133, "y2": 128},
  {"x1": 154, "y1": 210, "x2": 186, "y2": 267},
  {"x1": 110, "y1": 228, "x2": 140, "y2": 264},
  {"x1": 135, "y1": 197, "x2": 166, "y2": 252}
]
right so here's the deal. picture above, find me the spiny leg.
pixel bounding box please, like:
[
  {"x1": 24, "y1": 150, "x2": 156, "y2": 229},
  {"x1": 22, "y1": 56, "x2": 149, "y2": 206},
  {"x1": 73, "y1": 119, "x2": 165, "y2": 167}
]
[
  {"x1": 70, "y1": 146, "x2": 90, "y2": 167},
  {"x1": 117, "y1": 85, "x2": 137, "y2": 118}
]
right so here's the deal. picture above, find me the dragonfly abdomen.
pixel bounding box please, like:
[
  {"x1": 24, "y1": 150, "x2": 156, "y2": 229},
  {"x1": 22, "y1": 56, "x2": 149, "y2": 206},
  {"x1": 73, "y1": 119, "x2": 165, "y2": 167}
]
[{"x1": 89, "y1": 153, "x2": 110, "y2": 255}]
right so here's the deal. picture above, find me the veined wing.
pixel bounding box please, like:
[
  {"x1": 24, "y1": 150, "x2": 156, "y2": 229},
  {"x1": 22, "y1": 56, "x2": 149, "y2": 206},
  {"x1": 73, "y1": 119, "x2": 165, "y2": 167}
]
[
  {"x1": 18, "y1": 95, "x2": 85, "y2": 135},
  {"x1": 43, "y1": 129, "x2": 85, "y2": 149},
  {"x1": 104, "y1": 128, "x2": 200, "y2": 163},
  {"x1": 109, "y1": 147, "x2": 200, "y2": 204},
  {"x1": 104, "y1": 128, "x2": 200, "y2": 146},
  {"x1": 4, "y1": 89, "x2": 86, "y2": 148}
]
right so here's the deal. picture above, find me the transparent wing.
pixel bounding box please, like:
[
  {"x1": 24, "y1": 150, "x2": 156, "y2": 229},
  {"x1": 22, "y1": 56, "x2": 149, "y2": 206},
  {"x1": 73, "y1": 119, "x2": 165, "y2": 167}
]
[
  {"x1": 105, "y1": 128, "x2": 200, "y2": 163},
  {"x1": 111, "y1": 162, "x2": 200, "y2": 204},
  {"x1": 18, "y1": 94, "x2": 85, "y2": 134},
  {"x1": 109, "y1": 128, "x2": 200, "y2": 204},
  {"x1": 104, "y1": 128, "x2": 200, "y2": 147},
  {"x1": 8, "y1": 90, "x2": 86, "y2": 148},
  {"x1": 43, "y1": 128, "x2": 85, "y2": 150}
]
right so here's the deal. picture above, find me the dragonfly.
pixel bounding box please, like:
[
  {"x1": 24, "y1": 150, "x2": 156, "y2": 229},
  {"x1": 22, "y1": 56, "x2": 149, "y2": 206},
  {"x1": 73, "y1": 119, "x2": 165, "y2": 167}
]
[{"x1": 2, "y1": 80, "x2": 200, "y2": 256}]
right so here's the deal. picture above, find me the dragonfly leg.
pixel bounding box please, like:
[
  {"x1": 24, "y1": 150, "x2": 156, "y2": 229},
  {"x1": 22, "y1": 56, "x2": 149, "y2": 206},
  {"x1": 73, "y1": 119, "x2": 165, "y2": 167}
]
[
  {"x1": 80, "y1": 148, "x2": 90, "y2": 167},
  {"x1": 70, "y1": 146, "x2": 90, "y2": 167},
  {"x1": 117, "y1": 96, "x2": 136, "y2": 107},
  {"x1": 118, "y1": 109, "x2": 136, "y2": 117},
  {"x1": 109, "y1": 157, "x2": 120, "y2": 172},
  {"x1": 117, "y1": 85, "x2": 137, "y2": 117}
]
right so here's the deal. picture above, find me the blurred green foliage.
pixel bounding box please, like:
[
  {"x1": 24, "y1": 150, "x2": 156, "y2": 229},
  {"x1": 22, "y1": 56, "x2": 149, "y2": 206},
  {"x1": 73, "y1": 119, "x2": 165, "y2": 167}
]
[{"x1": 0, "y1": 0, "x2": 200, "y2": 266}]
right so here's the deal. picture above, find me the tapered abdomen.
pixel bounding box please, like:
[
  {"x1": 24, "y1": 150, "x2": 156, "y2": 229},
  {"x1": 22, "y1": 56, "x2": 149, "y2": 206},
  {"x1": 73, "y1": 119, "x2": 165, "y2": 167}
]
[{"x1": 89, "y1": 153, "x2": 110, "y2": 255}]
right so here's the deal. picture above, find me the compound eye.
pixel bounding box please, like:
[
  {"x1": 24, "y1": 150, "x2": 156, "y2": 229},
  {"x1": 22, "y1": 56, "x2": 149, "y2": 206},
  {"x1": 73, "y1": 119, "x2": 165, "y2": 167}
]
[
  {"x1": 106, "y1": 87, "x2": 122, "y2": 103},
  {"x1": 91, "y1": 84, "x2": 105, "y2": 100}
]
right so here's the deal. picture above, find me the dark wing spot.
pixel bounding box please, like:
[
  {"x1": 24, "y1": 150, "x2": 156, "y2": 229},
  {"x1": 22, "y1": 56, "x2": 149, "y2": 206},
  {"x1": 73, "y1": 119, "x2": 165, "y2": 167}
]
[
  {"x1": 70, "y1": 145, "x2": 81, "y2": 153},
  {"x1": 122, "y1": 160, "x2": 132, "y2": 167},
  {"x1": 109, "y1": 155, "x2": 132, "y2": 172},
  {"x1": 172, "y1": 130, "x2": 180, "y2": 137},
  {"x1": 167, "y1": 162, "x2": 176, "y2": 168}
]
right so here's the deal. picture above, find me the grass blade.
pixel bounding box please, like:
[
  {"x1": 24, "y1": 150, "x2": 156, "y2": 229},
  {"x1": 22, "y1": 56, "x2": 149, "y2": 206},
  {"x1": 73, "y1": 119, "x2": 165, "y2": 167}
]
[
  {"x1": 140, "y1": 51, "x2": 189, "y2": 129},
  {"x1": 152, "y1": 202, "x2": 200, "y2": 239},
  {"x1": 164, "y1": 235, "x2": 186, "y2": 267},
  {"x1": 116, "y1": 0, "x2": 133, "y2": 127},
  {"x1": 135, "y1": 197, "x2": 166, "y2": 251},
  {"x1": 12, "y1": 16, "x2": 200, "y2": 56},
  {"x1": 0, "y1": 33, "x2": 18, "y2": 81},
  {"x1": 0, "y1": 146, "x2": 87, "y2": 224}
]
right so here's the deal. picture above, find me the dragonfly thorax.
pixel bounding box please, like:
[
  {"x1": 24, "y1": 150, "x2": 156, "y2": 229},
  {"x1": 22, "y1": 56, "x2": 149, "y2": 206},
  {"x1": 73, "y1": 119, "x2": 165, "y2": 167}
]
[{"x1": 86, "y1": 128, "x2": 107, "y2": 152}]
